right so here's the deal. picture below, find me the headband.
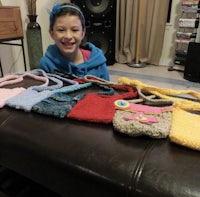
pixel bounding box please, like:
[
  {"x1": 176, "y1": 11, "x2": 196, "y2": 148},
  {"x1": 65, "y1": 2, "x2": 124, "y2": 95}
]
[{"x1": 49, "y1": 3, "x2": 85, "y2": 26}]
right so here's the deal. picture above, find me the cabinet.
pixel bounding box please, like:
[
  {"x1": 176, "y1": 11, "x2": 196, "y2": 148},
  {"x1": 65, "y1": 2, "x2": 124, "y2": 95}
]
[
  {"x1": 0, "y1": 6, "x2": 23, "y2": 40},
  {"x1": 0, "y1": 6, "x2": 26, "y2": 76},
  {"x1": 169, "y1": 0, "x2": 200, "y2": 72}
]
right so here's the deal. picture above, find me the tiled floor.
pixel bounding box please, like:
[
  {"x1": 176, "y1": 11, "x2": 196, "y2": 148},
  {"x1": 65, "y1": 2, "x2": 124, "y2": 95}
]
[{"x1": 108, "y1": 63, "x2": 200, "y2": 92}]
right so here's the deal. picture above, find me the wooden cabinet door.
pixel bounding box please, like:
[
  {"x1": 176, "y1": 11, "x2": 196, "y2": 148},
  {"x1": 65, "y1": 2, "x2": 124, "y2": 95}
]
[{"x1": 0, "y1": 6, "x2": 23, "y2": 40}]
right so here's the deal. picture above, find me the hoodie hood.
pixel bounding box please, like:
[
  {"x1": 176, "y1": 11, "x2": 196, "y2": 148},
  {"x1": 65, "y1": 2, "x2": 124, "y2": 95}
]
[{"x1": 40, "y1": 42, "x2": 110, "y2": 80}]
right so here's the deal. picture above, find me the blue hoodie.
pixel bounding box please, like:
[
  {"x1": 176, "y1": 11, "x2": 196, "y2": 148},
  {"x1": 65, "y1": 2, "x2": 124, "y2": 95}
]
[{"x1": 39, "y1": 42, "x2": 110, "y2": 80}]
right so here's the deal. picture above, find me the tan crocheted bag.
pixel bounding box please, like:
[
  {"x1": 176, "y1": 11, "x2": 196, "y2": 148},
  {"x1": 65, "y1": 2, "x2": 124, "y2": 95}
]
[{"x1": 113, "y1": 100, "x2": 172, "y2": 139}]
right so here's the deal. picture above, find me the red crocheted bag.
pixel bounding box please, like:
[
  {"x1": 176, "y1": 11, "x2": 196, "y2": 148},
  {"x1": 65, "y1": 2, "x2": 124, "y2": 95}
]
[{"x1": 67, "y1": 85, "x2": 138, "y2": 124}]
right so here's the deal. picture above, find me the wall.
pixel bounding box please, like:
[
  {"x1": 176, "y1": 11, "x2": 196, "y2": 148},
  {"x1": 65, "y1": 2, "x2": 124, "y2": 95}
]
[
  {"x1": 0, "y1": 0, "x2": 69, "y2": 74},
  {"x1": 0, "y1": 0, "x2": 198, "y2": 74}
]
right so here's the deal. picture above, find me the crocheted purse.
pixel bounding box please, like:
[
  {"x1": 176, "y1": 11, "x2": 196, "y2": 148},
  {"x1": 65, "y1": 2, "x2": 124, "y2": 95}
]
[
  {"x1": 5, "y1": 69, "x2": 81, "y2": 112},
  {"x1": 0, "y1": 88, "x2": 26, "y2": 108},
  {"x1": 136, "y1": 86, "x2": 174, "y2": 106},
  {"x1": 32, "y1": 74, "x2": 117, "y2": 118},
  {"x1": 113, "y1": 100, "x2": 173, "y2": 138},
  {"x1": 5, "y1": 71, "x2": 60, "y2": 112},
  {"x1": 169, "y1": 106, "x2": 200, "y2": 151},
  {"x1": 32, "y1": 92, "x2": 85, "y2": 118},
  {"x1": 118, "y1": 76, "x2": 200, "y2": 111},
  {"x1": 0, "y1": 74, "x2": 23, "y2": 87},
  {"x1": 84, "y1": 74, "x2": 114, "y2": 85},
  {"x1": 32, "y1": 83, "x2": 92, "y2": 118},
  {"x1": 0, "y1": 73, "x2": 49, "y2": 108},
  {"x1": 67, "y1": 84, "x2": 138, "y2": 124}
]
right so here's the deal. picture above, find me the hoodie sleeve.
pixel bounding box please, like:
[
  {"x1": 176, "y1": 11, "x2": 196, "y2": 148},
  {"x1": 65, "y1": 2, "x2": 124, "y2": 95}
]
[
  {"x1": 39, "y1": 56, "x2": 55, "y2": 73},
  {"x1": 39, "y1": 45, "x2": 62, "y2": 73}
]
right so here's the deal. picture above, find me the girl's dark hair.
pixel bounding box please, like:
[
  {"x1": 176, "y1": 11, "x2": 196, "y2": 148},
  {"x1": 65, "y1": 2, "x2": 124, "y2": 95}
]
[{"x1": 49, "y1": 3, "x2": 85, "y2": 31}]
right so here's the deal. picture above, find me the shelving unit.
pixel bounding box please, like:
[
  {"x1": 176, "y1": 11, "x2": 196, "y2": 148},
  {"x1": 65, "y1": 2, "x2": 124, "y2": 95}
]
[{"x1": 168, "y1": 0, "x2": 200, "y2": 72}]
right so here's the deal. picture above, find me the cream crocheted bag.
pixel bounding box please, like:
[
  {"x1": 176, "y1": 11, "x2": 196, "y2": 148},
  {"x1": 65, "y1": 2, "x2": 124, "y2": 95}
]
[{"x1": 113, "y1": 100, "x2": 172, "y2": 139}]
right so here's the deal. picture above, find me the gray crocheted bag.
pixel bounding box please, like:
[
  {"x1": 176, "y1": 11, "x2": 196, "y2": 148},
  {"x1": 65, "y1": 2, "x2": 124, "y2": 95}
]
[{"x1": 113, "y1": 109, "x2": 172, "y2": 139}]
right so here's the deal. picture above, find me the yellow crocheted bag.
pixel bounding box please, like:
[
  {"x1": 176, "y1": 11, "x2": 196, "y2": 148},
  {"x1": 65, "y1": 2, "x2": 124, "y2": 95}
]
[
  {"x1": 170, "y1": 106, "x2": 200, "y2": 151},
  {"x1": 113, "y1": 100, "x2": 173, "y2": 139}
]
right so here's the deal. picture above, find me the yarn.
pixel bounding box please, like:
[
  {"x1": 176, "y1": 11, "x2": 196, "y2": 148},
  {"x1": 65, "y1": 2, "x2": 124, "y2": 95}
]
[
  {"x1": 136, "y1": 86, "x2": 174, "y2": 106},
  {"x1": 5, "y1": 69, "x2": 73, "y2": 112},
  {"x1": 117, "y1": 77, "x2": 200, "y2": 148},
  {"x1": 113, "y1": 99, "x2": 173, "y2": 138},
  {"x1": 0, "y1": 75, "x2": 23, "y2": 87},
  {"x1": 84, "y1": 74, "x2": 115, "y2": 85},
  {"x1": 113, "y1": 109, "x2": 172, "y2": 139},
  {"x1": 114, "y1": 100, "x2": 130, "y2": 110},
  {"x1": 6, "y1": 89, "x2": 53, "y2": 112},
  {"x1": 169, "y1": 107, "x2": 200, "y2": 151},
  {"x1": 32, "y1": 92, "x2": 85, "y2": 118},
  {"x1": 32, "y1": 83, "x2": 92, "y2": 118},
  {"x1": 118, "y1": 77, "x2": 200, "y2": 111},
  {"x1": 0, "y1": 72, "x2": 49, "y2": 108},
  {"x1": 114, "y1": 100, "x2": 172, "y2": 114},
  {"x1": 67, "y1": 84, "x2": 138, "y2": 123},
  {"x1": 0, "y1": 88, "x2": 26, "y2": 108}
]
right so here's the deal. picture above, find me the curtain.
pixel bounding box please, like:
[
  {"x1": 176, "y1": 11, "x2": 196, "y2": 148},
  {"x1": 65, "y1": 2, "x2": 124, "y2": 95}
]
[{"x1": 115, "y1": 0, "x2": 169, "y2": 65}]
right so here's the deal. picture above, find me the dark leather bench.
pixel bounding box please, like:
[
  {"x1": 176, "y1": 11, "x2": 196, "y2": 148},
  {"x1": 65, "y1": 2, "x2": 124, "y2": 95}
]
[{"x1": 0, "y1": 80, "x2": 200, "y2": 197}]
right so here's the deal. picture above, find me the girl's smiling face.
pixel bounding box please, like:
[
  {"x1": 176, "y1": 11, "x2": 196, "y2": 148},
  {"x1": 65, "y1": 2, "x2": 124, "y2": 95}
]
[{"x1": 50, "y1": 14, "x2": 86, "y2": 62}]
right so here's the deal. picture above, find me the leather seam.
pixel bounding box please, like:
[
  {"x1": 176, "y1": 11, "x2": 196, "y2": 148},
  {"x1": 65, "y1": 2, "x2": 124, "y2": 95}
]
[{"x1": 126, "y1": 140, "x2": 156, "y2": 196}]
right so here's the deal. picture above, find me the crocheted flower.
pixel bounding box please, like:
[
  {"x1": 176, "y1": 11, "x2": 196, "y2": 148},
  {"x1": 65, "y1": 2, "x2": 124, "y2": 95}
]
[
  {"x1": 114, "y1": 99, "x2": 172, "y2": 114},
  {"x1": 123, "y1": 112, "x2": 159, "y2": 124},
  {"x1": 114, "y1": 99, "x2": 130, "y2": 110}
]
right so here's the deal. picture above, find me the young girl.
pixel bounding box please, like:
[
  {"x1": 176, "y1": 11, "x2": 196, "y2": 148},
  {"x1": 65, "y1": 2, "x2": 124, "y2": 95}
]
[{"x1": 39, "y1": 2, "x2": 110, "y2": 80}]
